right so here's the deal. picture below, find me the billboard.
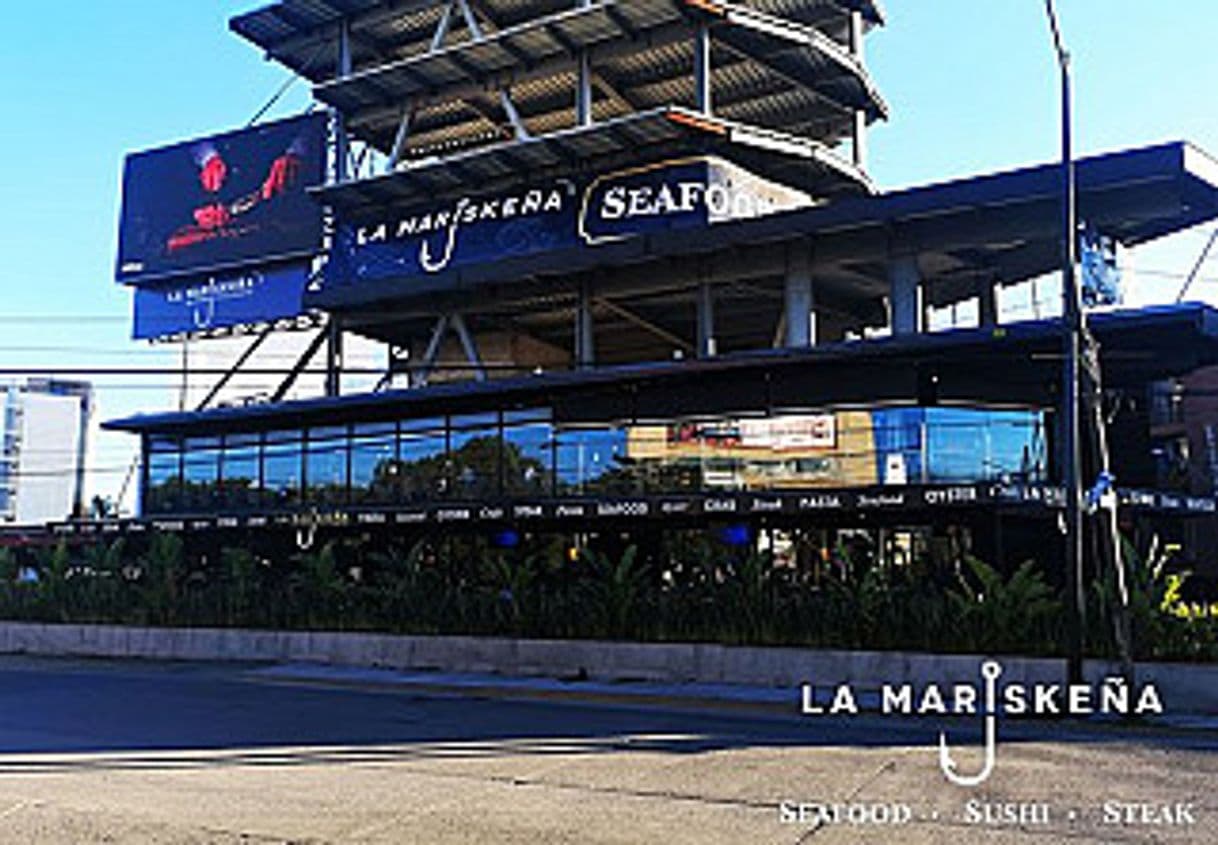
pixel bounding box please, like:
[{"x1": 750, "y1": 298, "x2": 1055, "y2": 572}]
[
  {"x1": 131, "y1": 262, "x2": 312, "y2": 340},
  {"x1": 320, "y1": 157, "x2": 811, "y2": 298},
  {"x1": 116, "y1": 113, "x2": 326, "y2": 286}
]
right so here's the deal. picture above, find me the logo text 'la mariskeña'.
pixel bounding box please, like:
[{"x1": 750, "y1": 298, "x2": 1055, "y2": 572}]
[{"x1": 800, "y1": 660, "x2": 1164, "y2": 787}]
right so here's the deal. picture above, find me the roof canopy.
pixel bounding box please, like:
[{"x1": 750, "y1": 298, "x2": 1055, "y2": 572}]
[{"x1": 106, "y1": 303, "x2": 1218, "y2": 437}]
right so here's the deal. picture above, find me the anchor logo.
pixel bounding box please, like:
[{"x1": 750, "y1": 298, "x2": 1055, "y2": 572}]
[
  {"x1": 938, "y1": 660, "x2": 1002, "y2": 787},
  {"x1": 420, "y1": 198, "x2": 470, "y2": 273}
]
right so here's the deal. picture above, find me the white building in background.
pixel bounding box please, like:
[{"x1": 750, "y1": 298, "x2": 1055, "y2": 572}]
[{"x1": 0, "y1": 380, "x2": 92, "y2": 524}]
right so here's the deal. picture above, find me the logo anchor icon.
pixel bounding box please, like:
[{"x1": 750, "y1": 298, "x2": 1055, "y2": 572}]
[{"x1": 938, "y1": 660, "x2": 1003, "y2": 787}]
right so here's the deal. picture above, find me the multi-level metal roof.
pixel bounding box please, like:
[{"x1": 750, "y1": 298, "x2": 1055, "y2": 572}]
[
  {"x1": 231, "y1": 0, "x2": 885, "y2": 204},
  {"x1": 231, "y1": 0, "x2": 884, "y2": 85}
]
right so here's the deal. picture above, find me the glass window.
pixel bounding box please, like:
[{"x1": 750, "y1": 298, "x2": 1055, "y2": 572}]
[
  {"x1": 221, "y1": 434, "x2": 261, "y2": 511},
  {"x1": 556, "y1": 425, "x2": 636, "y2": 496},
  {"x1": 926, "y1": 409, "x2": 1043, "y2": 483},
  {"x1": 449, "y1": 413, "x2": 500, "y2": 499},
  {"x1": 145, "y1": 439, "x2": 182, "y2": 514},
  {"x1": 503, "y1": 413, "x2": 553, "y2": 496},
  {"x1": 181, "y1": 437, "x2": 222, "y2": 511},
  {"x1": 351, "y1": 422, "x2": 398, "y2": 504},
  {"x1": 264, "y1": 430, "x2": 303, "y2": 508},
  {"x1": 398, "y1": 418, "x2": 447, "y2": 502},
  {"x1": 306, "y1": 426, "x2": 349, "y2": 506}
]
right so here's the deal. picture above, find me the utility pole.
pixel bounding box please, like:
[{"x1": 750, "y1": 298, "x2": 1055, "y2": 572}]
[{"x1": 1045, "y1": 0, "x2": 1085, "y2": 684}]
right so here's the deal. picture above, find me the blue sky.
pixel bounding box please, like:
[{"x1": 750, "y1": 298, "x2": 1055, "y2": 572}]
[{"x1": 1, "y1": 1, "x2": 1217, "y2": 506}]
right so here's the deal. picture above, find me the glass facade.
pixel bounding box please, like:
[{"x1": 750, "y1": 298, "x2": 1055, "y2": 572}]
[{"x1": 141, "y1": 406, "x2": 1046, "y2": 514}]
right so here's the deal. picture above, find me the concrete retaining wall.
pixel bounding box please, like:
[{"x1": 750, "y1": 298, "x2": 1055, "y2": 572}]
[{"x1": 1, "y1": 622, "x2": 1215, "y2": 713}]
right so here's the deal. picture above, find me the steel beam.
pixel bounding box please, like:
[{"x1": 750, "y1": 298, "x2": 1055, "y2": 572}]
[
  {"x1": 597, "y1": 297, "x2": 694, "y2": 355},
  {"x1": 271, "y1": 327, "x2": 330, "y2": 403},
  {"x1": 196, "y1": 326, "x2": 274, "y2": 412},
  {"x1": 450, "y1": 313, "x2": 487, "y2": 381},
  {"x1": 414, "y1": 314, "x2": 450, "y2": 386}
]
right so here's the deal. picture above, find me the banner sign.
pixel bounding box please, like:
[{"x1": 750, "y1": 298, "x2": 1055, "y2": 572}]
[
  {"x1": 116, "y1": 113, "x2": 326, "y2": 286},
  {"x1": 1079, "y1": 224, "x2": 1124, "y2": 308},
  {"x1": 320, "y1": 157, "x2": 810, "y2": 296},
  {"x1": 131, "y1": 262, "x2": 311, "y2": 339}
]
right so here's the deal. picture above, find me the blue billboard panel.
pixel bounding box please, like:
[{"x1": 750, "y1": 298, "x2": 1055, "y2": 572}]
[
  {"x1": 319, "y1": 157, "x2": 810, "y2": 297},
  {"x1": 116, "y1": 113, "x2": 326, "y2": 286},
  {"x1": 132, "y1": 262, "x2": 311, "y2": 339}
]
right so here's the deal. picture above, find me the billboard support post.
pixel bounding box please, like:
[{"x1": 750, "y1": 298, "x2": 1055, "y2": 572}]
[
  {"x1": 325, "y1": 317, "x2": 344, "y2": 397},
  {"x1": 335, "y1": 18, "x2": 352, "y2": 183}
]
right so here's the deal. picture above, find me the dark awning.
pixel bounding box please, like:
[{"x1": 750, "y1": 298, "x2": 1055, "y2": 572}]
[{"x1": 104, "y1": 303, "x2": 1218, "y2": 437}]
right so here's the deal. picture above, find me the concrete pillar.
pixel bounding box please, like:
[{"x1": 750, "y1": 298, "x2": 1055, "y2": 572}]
[
  {"x1": 696, "y1": 281, "x2": 716, "y2": 358},
  {"x1": 888, "y1": 257, "x2": 922, "y2": 336},
  {"x1": 784, "y1": 245, "x2": 815, "y2": 348}
]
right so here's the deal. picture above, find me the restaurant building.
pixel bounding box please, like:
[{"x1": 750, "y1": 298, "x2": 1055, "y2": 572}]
[{"x1": 97, "y1": 1, "x2": 1218, "y2": 573}]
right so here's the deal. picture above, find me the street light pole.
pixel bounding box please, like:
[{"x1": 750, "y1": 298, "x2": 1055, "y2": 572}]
[{"x1": 1045, "y1": 0, "x2": 1086, "y2": 684}]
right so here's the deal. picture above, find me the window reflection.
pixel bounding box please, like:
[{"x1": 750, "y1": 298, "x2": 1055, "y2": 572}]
[
  {"x1": 146, "y1": 439, "x2": 181, "y2": 515},
  {"x1": 306, "y1": 426, "x2": 349, "y2": 505},
  {"x1": 503, "y1": 411, "x2": 553, "y2": 496},
  {"x1": 398, "y1": 419, "x2": 447, "y2": 502},
  {"x1": 449, "y1": 413, "x2": 500, "y2": 499},
  {"x1": 221, "y1": 434, "x2": 260, "y2": 511},
  {"x1": 351, "y1": 423, "x2": 398, "y2": 504},
  {"x1": 182, "y1": 437, "x2": 221, "y2": 511},
  {"x1": 556, "y1": 426, "x2": 635, "y2": 496},
  {"x1": 263, "y1": 431, "x2": 302, "y2": 508},
  {"x1": 141, "y1": 405, "x2": 1045, "y2": 515}
]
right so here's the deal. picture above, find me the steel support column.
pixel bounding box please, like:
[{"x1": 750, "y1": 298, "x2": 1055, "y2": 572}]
[
  {"x1": 888, "y1": 257, "x2": 922, "y2": 336},
  {"x1": 576, "y1": 0, "x2": 594, "y2": 126},
  {"x1": 576, "y1": 282, "x2": 595, "y2": 369},
  {"x1": 696, "y1": 281, "x2": 716, "y2": 358},
  {"x1": 979, "y1": 281, "x2": 1000, "y2": 327},
  {"x1": 694, "y1": 22, "x2": 712, "y2": 115},
  {"x1": 334, "y1": 18, "x2": 353, "y2": 183},
  {"x1": 848, "y1": 11, "x2": 867, "y2": 168},
  {"x1": 325, "y1": 317, "x2": 343, "y2": 397},
  {"x1": 784, "y1": 244, "x2": 815, "y2": 348}
]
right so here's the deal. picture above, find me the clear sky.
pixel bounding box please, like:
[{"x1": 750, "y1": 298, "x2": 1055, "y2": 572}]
[{"x1": 1, "y1": 1, "x2": 1217, "y2": 509}]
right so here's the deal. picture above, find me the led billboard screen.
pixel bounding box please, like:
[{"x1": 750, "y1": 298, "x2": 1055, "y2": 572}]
[{"x1": 116, "y1": 113, "x2": 325, "y2": 286}]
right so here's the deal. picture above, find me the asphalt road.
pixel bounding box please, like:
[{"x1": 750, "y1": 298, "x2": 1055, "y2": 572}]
[{"x1": 0, "y1": 656, "x2": 1213, "y2": 844}]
